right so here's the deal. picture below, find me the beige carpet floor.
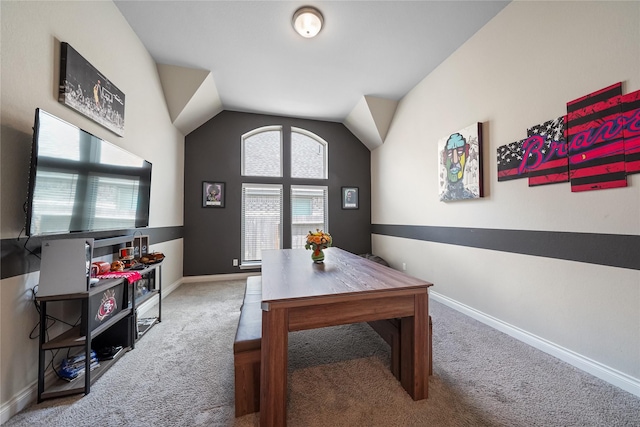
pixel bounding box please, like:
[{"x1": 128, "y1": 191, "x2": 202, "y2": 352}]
[{"x1": 5, "y1": 279, "x2": 640, "y2": 426}]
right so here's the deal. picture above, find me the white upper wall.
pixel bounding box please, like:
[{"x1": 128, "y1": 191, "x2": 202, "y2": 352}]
[
  {"x1": 374, "y1": 1, "x2": 639, "y2": 234},
  {"x1": 372, "y1": 0, "x2": 639, "y2": 386},
  {"x1": 156, "y1": 63, "x2": 223, "y2": 135},
  {"x1": 0, "y1": 1, "x2": 184, "y2": 417},
  {"x1": 1, "y1": 1, "x2": 185, "y2": 237}
]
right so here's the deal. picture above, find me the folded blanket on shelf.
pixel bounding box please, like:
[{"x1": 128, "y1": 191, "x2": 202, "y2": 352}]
[{"x1": 97, "y1": 271, "x2": 143, "y2": 284}]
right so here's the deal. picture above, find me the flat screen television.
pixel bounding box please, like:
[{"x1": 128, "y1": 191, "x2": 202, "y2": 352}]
[{"x1": 26, "y1": 108, "x2": 152, "y2": 237}]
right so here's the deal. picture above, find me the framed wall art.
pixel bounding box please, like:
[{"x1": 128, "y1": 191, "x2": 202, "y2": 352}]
[
  {"x1": 58, "y1": 42, "x2": 126, "y2": 136},
  {"x1": 203, "y1": 181, "x2": 225, "y2": 208},
  {"x1": 342, "y1": 187, "x2": 359, "y2": 209},
  {"x1": 132, "y1": 235, "x2": 149, "y2": 259},
  {"x1": 438, "y1": 122, "x2": 484, "y2": 202}
]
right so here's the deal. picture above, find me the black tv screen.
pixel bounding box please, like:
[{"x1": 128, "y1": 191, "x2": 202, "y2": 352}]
[{"x1": 26, "y1": 109, "x2": 151, "y2": 236}]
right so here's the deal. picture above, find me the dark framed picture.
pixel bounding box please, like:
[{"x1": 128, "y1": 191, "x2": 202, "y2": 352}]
[
  {"x1": 203, "y1": 181, "x2": 225, "y2": 208},
  {"x1": 132, "y1": 235, "x2": 149, "y2": 259},
  {"x1": 58, "y1": 42, "x2": 126, "y2": 136},
  {"x1": 342, "y1": 187, "x2": 359, "y2": 209}
]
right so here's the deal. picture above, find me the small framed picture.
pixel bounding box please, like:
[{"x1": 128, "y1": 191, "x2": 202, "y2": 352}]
[
  {"x1": 202, "y1": 181, "x2": 225, "y2": 208},
  {"x1": 132, "y1": 235, "x2": 149, "y2": 259},
  {"x1": 342, "y1": 187, "x2": 359, "y2": 209}
]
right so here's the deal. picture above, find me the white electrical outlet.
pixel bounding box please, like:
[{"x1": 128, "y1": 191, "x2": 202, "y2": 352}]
[
  {"x1": 233, "y1": 259, "x2": 239, "y2": 267},
  {"x1": 402, "y1": 262, "x2": 407, "y2": 271}
]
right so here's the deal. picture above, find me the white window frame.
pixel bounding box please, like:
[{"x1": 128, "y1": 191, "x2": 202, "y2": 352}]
[{"x1": 240, "y1": 126, "x2": 330, "y2": 266}]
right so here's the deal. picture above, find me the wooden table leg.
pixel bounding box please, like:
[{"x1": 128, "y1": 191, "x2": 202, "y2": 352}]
[
  {"x1": 400, "y1": 291, "x2": 429, "y2": 400},
  {"x1": 260, "y1": 307, "x2": 288, "y2": 427}
]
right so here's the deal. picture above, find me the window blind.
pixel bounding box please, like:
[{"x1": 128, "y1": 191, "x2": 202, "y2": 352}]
[
  {"x1": 241, "y1": 183, "x2": 283, "y2": 264},
  {"x1": 291, "y1": 185, "x2": 328, "y2": 249}
]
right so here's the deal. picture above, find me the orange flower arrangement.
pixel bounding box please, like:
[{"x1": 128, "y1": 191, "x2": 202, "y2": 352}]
[{"x1": 305, "y1": 229, "x2": 332, "y2": 256}]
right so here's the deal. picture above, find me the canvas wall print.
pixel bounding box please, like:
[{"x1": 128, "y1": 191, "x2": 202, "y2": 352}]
[
  {"x1": 622, "y1": 89, "x2": 640, "y2": 174},
  {"x1": 566, "y1": 82, "x2": 626, "y2": 192},
  {"x1": 59, "y1": 42, "x2": 125, "y2": 136},
  {"x1": 496, "y1": 81, "x2": 640, "y2": 194},
  {"x1": 525, "y1": 116, "x2": 569, "y2": 186},
  {"x1": 497, "y1": 139, "x2": 527, "y2": 182},
  {"x1": 438, "y1": 122, "x2": 483, "y2": 202}
]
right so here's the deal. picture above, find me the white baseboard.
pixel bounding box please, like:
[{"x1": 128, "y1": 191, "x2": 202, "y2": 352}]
[
  {"x1": 1, "y1": 381, "x2": 36, "y2": 425},
  {"x1": 181, "y1": 272, "x2": 259, "y2": 284},
  {"x1": 134, "y1": 276, "x2": 182, "y2": 317},
  {"x1": 161, "y1": 276, "x2": 183, "y2": 297},
  {"x1": 137, "y1": 274, "x2": 257, "y2": 321},
  {"x1": 430, "y1": 291, "x2": 640, "y2": 398},
  {"x1": 1, "y1": 276, "x2": 191, "y2": 424},
  {"x1": 0, "y1": 358, "x2": 66, "y2": 424}
]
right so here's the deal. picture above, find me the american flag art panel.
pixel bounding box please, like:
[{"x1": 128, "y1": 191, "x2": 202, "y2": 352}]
[
  {"x1": 525, "y1": 116, "x2": 569, "y2": 186},
  {"x1": 497, "y1": 82, "x2": 640, "y2": 195},
  {"x1": 497, "y1": 139, "x2": 526, "y2": 182},
  {"x1": 566, "y1": 82, "x2": 626, "y2": 192},
  {"x1": 622, "y1": 89, "x2": 640, "y2": 175}
]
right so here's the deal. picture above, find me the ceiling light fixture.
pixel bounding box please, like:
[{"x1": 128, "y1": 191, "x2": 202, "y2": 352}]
[{"x1": 292, "y1": 6, "x2": 324, "y2": 38}]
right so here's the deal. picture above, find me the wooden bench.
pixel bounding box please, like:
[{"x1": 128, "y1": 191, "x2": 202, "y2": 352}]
[
  {"x1": 233, "y1": 276, "x2": 262, "y2": 417},
  {"x1": 233, "y1": 276, "x2": 433, "y2": 417}
]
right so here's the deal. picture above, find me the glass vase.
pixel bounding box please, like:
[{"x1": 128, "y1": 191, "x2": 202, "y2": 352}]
[{"x1": 311, "y1": 247, "x2": 325, "y2": 263}]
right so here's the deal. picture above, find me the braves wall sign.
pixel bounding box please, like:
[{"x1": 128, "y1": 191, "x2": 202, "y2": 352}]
[{"x1": 497, "y1": 82, "x2": 640, "y2": 192}]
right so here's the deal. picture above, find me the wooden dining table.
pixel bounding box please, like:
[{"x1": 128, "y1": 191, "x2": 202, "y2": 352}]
[{"x1": 259, "y1": 247, "x2": 433, "y2": 426}]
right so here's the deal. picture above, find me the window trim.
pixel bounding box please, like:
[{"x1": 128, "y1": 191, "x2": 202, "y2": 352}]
[{"x1": 240, "y1": 126, "x2": 330, "y2": 266}]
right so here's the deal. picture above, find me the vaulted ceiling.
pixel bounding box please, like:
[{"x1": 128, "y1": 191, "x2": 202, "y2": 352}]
[{"x1": 114, "y1": 1, "x2": 509, "y2": 149}]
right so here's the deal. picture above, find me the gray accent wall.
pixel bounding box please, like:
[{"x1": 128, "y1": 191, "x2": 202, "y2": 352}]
[
  {"x1": 1, "y1": 226, "x2": 184, "y2": 280},
  {"x1": 184, "y1": 111, "x2": 371, "y2": 275}
]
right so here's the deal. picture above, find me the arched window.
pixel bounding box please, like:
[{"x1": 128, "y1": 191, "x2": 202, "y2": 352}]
[
  {"x1": 241, "y1": 126, "x2": 328, "y2": 266},
  {"x1": 291, "y1": 127, "x2": 328, "y2": 179},
  {"x1": 241, "y1": 126, "x2": 282, "y2": 177}
]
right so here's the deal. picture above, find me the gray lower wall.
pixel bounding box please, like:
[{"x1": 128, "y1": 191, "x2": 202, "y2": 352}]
[{"x1": 184, "y1": 111, "x2": 371, "y2": 275}]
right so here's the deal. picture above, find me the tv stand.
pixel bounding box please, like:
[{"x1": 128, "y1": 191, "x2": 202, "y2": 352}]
[
  {"x1": 35, "y1": 235, "x2": 162, "y2": 402},
  {"x1": 36, "y1": 278, "x2": 131, "y2": 402},
  {"x1": 131, "y1": 263, "x2": 162, "y2": 347}
]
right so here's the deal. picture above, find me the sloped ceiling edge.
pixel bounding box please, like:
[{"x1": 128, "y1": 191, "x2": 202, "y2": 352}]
[
  {"x1": 157, "y1": 63, "x2": 223, "y2": 135},
  {"x1": 343, "y1": 96, "x2": 398, "y2": 151}
]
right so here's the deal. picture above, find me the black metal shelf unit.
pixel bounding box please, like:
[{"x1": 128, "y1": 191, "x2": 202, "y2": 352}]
[
  {"x1": 35, "y1": 235, "x2": 162, "y2": 402},
  {"x1": 36, "y1": 278, "x2": 132, "y2": 402}
]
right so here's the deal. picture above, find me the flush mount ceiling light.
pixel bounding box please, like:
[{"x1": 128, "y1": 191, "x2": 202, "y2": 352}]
[{"x1": 292, "y1": 6, "x2": 324, "y2": 38}]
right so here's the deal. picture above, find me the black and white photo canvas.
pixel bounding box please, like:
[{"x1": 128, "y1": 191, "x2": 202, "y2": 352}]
[{"x1": 59, "y1": 42, "x2": 125, "y2": 136}]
